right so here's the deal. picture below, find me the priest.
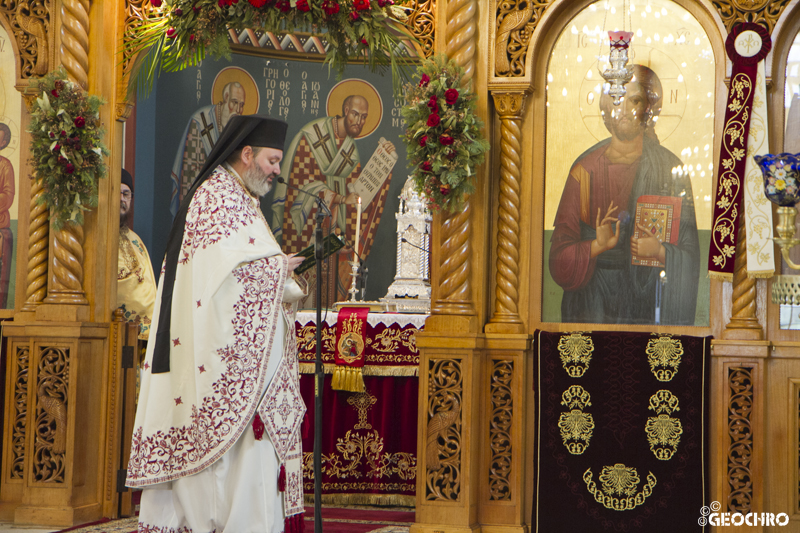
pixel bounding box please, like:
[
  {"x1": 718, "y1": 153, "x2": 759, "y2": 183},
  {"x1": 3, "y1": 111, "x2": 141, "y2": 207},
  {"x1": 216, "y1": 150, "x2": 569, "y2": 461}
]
[{"x1": 127, "y1": 115, "x2": 308, "y2": 533}]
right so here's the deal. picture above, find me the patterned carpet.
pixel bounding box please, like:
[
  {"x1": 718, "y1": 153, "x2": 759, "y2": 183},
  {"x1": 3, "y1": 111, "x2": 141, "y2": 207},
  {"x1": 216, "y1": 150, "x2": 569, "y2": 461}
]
[{"x1": 53, "y1": 506, "x2": 414, "y2": 533}]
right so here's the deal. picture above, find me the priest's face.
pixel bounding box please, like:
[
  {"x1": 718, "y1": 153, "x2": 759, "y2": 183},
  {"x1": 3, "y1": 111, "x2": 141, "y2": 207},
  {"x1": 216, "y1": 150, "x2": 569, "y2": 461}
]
[
  {"x1": 241, "y1": 147, "x2": 283, "y2": 197},
  {"x1": 343, "y1": 96, "x2": 369, "y2": 138},
  {"x1": 601, "y1": 81, "x2": 648, "y2": 142},
  {"x1": 120, "y1": 183, "x2": 132, "y2": 227}
]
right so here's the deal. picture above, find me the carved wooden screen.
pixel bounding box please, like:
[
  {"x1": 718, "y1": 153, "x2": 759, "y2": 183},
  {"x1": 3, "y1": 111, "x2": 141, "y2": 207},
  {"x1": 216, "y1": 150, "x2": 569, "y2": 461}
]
[{"x1": 541, "y1": 0, "x2": 715, "y2": 327}]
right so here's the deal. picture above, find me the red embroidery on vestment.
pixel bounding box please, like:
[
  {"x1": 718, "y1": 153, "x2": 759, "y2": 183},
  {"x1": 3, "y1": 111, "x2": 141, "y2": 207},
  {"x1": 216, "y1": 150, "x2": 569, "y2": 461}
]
[
  {"x1": 127, "y1": 257, "x2": 285, "y2": 486},
  {"x1": 174, "y1": 397, "x2": 182, "y2": 405},
  {"x1": 137, "y1": 524, "x2": 195, "y2": 533},
  {"x1": 196, "y1": 300, "x2": 201, "y2": 308},
  {"x1": 172, "y1": 338, "x2": 181, "y2": 347},
  {"x1": 252, "y1": 413, "x2": 265, "y2": 440},
  {"x1": 198, "y1": 365, "x2": 206, "y2": 373},
  {"x1": 180, "y1": 169, "x2": 258, "y2": 264},
  {"x1": 249, "y1": 237, "x2": 256, "y2": 245}
]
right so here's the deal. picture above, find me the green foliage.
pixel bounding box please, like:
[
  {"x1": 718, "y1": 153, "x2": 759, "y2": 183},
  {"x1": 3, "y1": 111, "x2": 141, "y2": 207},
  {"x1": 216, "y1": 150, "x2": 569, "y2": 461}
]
[
  {"x1": 28, "y1": 67, "x2": 109, "y2": 229},
  {"x1": 400, "y1": 54, "x2": 490, "y2": 212},
  {"x1": 126, "y1": 0, "x2": 414, "y2": 96}
]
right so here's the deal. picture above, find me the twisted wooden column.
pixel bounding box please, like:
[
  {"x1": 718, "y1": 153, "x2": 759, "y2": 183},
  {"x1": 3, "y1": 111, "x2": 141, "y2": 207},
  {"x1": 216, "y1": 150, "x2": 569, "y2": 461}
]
[
  {"x1": 431, "y1": 0, "x2": 478, "y2": 317},
  {"x1": 723, "y1": 223, "x2": 763, "y2": 339},
  {"x1": 20, "y1": 179, "x2": 49, "y2": 312},
  {"x1": 487, "y1": 92, "x2": 526, "y2": 332},
  {"x1": 39, "y1": 0, "x2": 91, "y2": 308},
  {"x1": 60, "y1": 0, "x2": 90, "y2": 89},
  {"x1": 43, "y1": 222, "x2": 89, "y2": 305}
]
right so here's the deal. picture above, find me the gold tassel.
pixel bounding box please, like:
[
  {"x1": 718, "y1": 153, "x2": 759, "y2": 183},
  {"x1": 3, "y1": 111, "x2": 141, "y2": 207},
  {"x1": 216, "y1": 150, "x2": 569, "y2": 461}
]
[{"x1": 331, "y1": 366, "x2": 342, "y2": 390}]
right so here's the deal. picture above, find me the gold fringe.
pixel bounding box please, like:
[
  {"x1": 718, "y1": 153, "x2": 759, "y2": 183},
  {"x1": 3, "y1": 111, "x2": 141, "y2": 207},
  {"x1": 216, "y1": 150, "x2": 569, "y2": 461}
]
[
  {"x1": 708, "y1": 272, "x2": 733, "y2": 282},
  {"x1": 303, "y1": 492, "x2": 416, "y2": 508},
  {"x1": 747, "y1": 269, "x2": 774, "y2": 279},
  {"x1": 332, "y1": 366, "x2": 366, "y2": 392},
  {"x1": 299, "y1": 363, "x2": 418, "y2": 377}
]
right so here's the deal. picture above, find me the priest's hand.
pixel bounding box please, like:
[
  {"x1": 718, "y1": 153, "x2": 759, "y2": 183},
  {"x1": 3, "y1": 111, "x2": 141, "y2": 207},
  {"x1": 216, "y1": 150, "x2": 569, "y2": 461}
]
[
  {"x1": 631, "y1": 224, "x2": 666, "y2": 263},
  {"x1": 591, "y1": 202, "x2": 619, "y2": 257},
  {"x1": 287, "y1": 253, "x2": 305, "y2": 272}
]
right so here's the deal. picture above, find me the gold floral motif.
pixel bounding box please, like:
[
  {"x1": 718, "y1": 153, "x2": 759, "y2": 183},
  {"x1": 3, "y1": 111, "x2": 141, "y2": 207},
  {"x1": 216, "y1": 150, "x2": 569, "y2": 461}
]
[
  {"x1": 558, "y1": 333, "x2": 594, "y2": 378},
  {"x1": 301, "y1": 429, "x2": 417, "y2": 481},
  {"x1": 584, "y1": 464, "x2": 657, "y2": 511},
  {"x1": 646, "y1": 390, "x2": 682, "y2": 460},
  {"x1": 711, "y1": 0, "x2": 790, "y2": 33},
  {"x1": 646, "y1": 336, "x2": 684, "y2": 382},
  {"x1": 728, "y1": 367, "x2": 753, "y2": 513},
  {"x1": 495, "y1": 0, "x2": 555, "y2": 77},
  {"x1": 297, "y1": 324, "x2": 336, "y2": 354},
  {"x1": 558, "y1": 385, "x2": 594, "y2": 455},
  {"x1": 367, "y1": 327, "x2": 419, "y2": 354},
  {"x1": 0, "y1": 0, "x2": 50, "y2": 79},
  {"x1": 401, "y1": 0, "x2": 435, "y2": 58}
]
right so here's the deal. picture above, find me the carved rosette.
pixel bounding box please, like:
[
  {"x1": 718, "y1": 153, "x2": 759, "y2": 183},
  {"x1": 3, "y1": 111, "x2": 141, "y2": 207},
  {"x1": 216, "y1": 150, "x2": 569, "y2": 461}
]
[
  {"x1": 425, "y1": 358, "x2": 463, "y2": 501},
  {"x1": 60, "y1": 0, "x2": 90, "y2": 89},
  {"x1": 489, "y1": 359, "x2": 513, "y2": 500},
  {"x1": 402, "y1": 0, "x2": 436, "y2": 58},
  {"x1": 0, "y1": 0, "x2": 50, "y2": 78},
  {"x1": 488, "y1": 92, "x2": 526, "y2": 328},
  {"x1": 33, "y1": 346, "x2": 69, "y2": 483},
  {"x1": 10, "y1": 346, "x2": 30, "y2": 480},
  {"x1": 711, "y1": 0, "x2": 790, "y2": 33},
  {"x1": 21, "y1": 179, "x2": 48, "y2": 311},
  {"x1": 727, "y1": 367, "x2": 753, "y2": 513},
  {"x1": 43, "y1": 222, "x2": 88, "y2": 305}
]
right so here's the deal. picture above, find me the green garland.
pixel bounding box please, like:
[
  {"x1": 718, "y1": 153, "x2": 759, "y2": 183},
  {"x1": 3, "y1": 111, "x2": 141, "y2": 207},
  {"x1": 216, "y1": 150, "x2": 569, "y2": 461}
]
[
  {"x1": 401, "y1": 54, "x2": 490, "y2": 212},
  {"x1": 28, "y1": 68, "x2": 109, "y2": 229},
  {"x1": 127, "y1": 0, "x2": 413, "y2": 94}
]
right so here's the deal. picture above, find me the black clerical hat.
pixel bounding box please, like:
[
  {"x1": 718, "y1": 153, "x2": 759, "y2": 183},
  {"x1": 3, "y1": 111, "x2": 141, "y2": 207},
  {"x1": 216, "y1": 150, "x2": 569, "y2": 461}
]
[
  {"x1": 152, "y1": 114, "x2": 288, "y2": 374},
  {"x1": 121, "y1": 169, "x2": 134, "y2": 191}
]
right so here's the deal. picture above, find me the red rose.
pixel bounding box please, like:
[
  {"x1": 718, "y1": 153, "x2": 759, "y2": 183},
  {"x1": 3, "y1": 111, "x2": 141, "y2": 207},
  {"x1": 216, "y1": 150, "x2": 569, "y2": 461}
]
[
  {"x1": 361, "y1": 38, "x2": 368, "y2": 45},
  {"x1": 74, "y1": 116, "x2": 85, "y2": 128},
  {"x1": 53, "y1": 144, "x2": 61, "y2": 152},
  {"x1": 419, "y1": 135, "x2": 428, "y2": 147},
  {"x1": 297, "y1": 0, "x2": 310, "y2": 10},
  {"x1": 354, "y1": 0, "x2": 370, "y2": 10},
  {"x1": 447, "y1": 150, "x2": 457, "y2": 160},
  {"x1": 174, "y1": 7, "x2": 183, "y2": 15},
  {"x1": 48, "y1": 132, "x2": 54, "y2": 139},
  {"x1": 350, "y1": 11, "x2": 359, "y2": 20},
  {"x1": 439, "y1": 135, "x2": 454, "y2": 146},
  {"x1": 166, "y1": 27, "x2": 177, "y2": 38},
  {"x1": 50, "y1": 89, "x2": 59, "y2": 98},
  {"x1": 419, "y1": 74, "x2": 430, "y2": 87},
  {"x1": 189, "y1": 34, "x2": 195, "y2": 42},
  {"x1": 249, "y1": 0, "x2": 268, "y2": 6},
  {"x1": 427, "y1": 95, "x2": 438, "y2": 111},
  {"x1": 65, "y1": 163, "x2": 75, "y2": 174},
  {"x1": 322, "y1": 0, "x2": 340, "y2": 14},
  {"x1": 193, "y1": 5, "x2": 201, "y2": 13},
  {"x1": 276, "y1": 0, "x2": 290, "y2": 10},
  {"x1": 421, "y1": 161, "x2": 432, "y2": 172},
  {"x1": 150, "y1": 0, "x2": 162, "y2": 6},
  {"x1": 427, "y1": 113, "x2": 440, "y2": 127},
  {"x1": 445, "y1": 88, "x2": 459, "y2": 105},
  {"x1": 440, "y1": 184, "x2": 451, "y2": 195}
]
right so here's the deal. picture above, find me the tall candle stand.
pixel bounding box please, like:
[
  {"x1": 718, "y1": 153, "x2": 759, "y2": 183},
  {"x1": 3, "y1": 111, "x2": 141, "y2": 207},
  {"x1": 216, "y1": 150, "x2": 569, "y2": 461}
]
[{"x1": 348, "y1": 260, "x2": 360, "y2": 301}]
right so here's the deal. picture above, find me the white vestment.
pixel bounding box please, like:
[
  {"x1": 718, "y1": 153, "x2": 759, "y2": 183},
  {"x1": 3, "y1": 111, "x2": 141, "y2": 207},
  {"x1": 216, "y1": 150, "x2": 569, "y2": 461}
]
[{"x1": 128, "y1": 165, "x2": 307, "y2": 533}]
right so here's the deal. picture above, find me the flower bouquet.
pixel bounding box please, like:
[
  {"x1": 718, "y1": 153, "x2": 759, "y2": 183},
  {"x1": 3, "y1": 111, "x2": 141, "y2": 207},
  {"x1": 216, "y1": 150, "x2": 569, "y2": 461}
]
[
  {"x1": 127, "y1": 0, "x2": 412, "y2": 94},
  {"x1": 401, "y1": 54, "x2": 490, "y2": 212},
  {"x1": 28, "y1": 67, "x2": 109, "y2": 228}
]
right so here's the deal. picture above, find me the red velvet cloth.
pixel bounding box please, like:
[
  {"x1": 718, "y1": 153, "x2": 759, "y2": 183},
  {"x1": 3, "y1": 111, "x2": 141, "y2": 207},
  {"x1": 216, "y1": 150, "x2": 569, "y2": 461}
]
[
  {"x1": 299, "y1": 373, "x2": 418, "y2": 501},
  {"x1": 334, "y1": 307, "x2": 370, "y2": 368}
]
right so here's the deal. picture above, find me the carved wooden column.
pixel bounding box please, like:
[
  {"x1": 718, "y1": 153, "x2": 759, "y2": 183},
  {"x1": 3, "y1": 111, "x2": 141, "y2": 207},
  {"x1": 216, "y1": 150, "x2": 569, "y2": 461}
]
[
  {"x1": 60, "y1": 0, "x2": 91, "y2": 90},
  {"x1": 723, "y1": 224, "x2": 764, "y2": 339},
  {"x1": 486, "y1": 91, "x2": 527, "y2": 334},
  {"x1": 430, "y1": 0, "x2": 478, "y2": 327},
  {"x1": 19, "y1": 179, "x2": 48, "y2": 313}
]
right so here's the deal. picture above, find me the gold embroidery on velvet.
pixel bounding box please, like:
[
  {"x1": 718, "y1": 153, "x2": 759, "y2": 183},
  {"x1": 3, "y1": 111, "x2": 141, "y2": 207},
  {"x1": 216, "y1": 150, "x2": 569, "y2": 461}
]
[
  {"x1": 348, "y1": 392, "x2": 377, "y2": 430},
  {"x1": 558, "y1": 385, "x2": 594, "y2": 455},
  {"x1": 366, "y1": 327, "x2": 420, "y2": 354},
  {"x1": 646, "y1": 335, "x2": 684, "y2": 382},
  {"x1": 583, "y1": 464, "x2": 657, "y2": 511},
  {"x1": 337, "y1": 312, "x2": 366, "y2": 363},
  {"x1": 297, "y1": 324, "x2": 336, "y2": 354},
  {"x1": 558, "y1": 332, "x2": 594, "y2": 378},
  {"x1": 646, "y1": 390, "x2": 683, "y2": 460}
]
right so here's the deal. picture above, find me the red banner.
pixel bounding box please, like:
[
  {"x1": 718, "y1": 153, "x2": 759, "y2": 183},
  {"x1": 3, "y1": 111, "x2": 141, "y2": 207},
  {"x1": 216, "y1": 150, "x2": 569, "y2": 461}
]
[
  {"x1": 332, "y1": 307, "x2": 370, "y2": 391},
  {"x1": 708, "y1": 23, "x2": 771, "y2": 279}
]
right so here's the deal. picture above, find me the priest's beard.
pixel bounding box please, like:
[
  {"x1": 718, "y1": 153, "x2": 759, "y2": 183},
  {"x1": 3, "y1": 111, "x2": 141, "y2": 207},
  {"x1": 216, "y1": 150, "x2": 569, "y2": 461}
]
[{"x1": 240, "y1": 163, "x2": 274, "y2": 198}]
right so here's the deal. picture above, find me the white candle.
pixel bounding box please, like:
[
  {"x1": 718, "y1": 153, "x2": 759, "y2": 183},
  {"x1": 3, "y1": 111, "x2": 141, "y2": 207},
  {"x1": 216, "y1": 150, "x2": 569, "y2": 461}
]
[{"x1": 355, "y1": 196, "x2": 362, "y2": 261}]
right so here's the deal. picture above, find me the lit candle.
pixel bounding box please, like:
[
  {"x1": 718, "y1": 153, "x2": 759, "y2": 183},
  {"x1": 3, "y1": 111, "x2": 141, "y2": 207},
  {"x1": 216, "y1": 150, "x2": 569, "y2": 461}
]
[{"x1": 355, "y1": 196, "x2": 362, "y2": 261}]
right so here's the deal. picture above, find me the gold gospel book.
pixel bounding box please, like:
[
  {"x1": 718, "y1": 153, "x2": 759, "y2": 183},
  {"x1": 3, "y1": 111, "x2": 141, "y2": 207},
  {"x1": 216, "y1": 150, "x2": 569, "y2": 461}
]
[{"x1": 631, "y1": 195, "x2": 682, "y2": 268}]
